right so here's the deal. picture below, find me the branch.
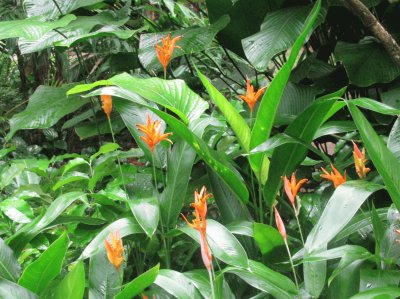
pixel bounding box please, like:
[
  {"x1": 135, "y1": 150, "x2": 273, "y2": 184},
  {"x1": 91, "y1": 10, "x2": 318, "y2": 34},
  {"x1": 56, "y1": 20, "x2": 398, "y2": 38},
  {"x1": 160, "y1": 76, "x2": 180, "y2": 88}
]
[{"x1": 343, "y1": 0, "x2": 400, "y2": 66}]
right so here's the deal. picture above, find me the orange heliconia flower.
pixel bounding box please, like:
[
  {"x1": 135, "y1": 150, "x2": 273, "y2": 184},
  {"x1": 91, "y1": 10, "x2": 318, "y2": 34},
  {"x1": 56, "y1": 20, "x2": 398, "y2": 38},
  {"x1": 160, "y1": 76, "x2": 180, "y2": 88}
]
[
  {"x1": 321, "y1": 164, "x2": 347, "y2": 188},
  {"x1": 282, "y1": 173, "x2": 308, "y2": 209},
  {"x1": 155, "y1": 33, "x2": 182, "y2": 73},
  {"x1": 238, "y1": 78, "x2": 266, "y2": 112},
  {"x1": 182, "y1": 187, "x2": 213, "y2": 271},
  {"x1": 100, "y1": 94, "x2": 112, "y2": 120},
  {"x1": 352, "y1": 141, "x2": 370, "y2": 179},
  {"x1": 136, "y1": 114, "x2": 173, "y2": 152},
  {"x1": 274, "y1": 207, "x2": 287, "y2": 240},
  {"x1": 104, "y1": 231, "x2": 124, "y2": 271}
]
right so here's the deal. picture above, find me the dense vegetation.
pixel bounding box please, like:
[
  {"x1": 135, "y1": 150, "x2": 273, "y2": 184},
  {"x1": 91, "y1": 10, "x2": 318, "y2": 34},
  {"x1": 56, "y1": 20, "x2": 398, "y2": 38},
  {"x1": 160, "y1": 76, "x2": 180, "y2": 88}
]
[{"x1": 1, "y1": 0, "x2": 400, "y2": 298}]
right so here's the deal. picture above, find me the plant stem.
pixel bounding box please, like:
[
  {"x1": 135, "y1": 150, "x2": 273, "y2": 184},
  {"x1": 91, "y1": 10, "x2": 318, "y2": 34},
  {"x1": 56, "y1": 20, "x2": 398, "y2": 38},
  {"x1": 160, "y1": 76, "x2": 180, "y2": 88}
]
[
  {"x1": 284, "y1": 239, "x2": 299, "y2": 292},
  {"x1": 107, "y1": 117, "x2": 127, "y2": 199},
  {"x1": 163, "y1": 67, "x2": 167, "y2": 80},
  {"x1": 294, "y1": 210, "x2": 305, "y2": 246},
  {"x1": 258, "y1": 183, "x2": 264, "y2": 223},
  {"x1": 208, "y1": 269, "x2": 216, "y2": 299}
]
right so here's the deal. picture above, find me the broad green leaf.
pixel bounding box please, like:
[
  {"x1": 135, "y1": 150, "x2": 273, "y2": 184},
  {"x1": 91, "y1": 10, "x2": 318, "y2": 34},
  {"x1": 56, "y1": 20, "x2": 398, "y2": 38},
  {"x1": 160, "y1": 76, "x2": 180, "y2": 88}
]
[
  {"x1": 0, "y1": 278, "x2": 38, "y2": 299},
  {"x1": 207, "y1": 167, "x2": 251, "y2": 224},
  {"x1": 243, "y1": 4, "x2": 318, "y2": 70},
  {"x1": 351, "y1": 98, "x2": 400, "y2": 115},
  {"x1": 0, "y1": 238, "x2": 21, "y2": 282},
  {"x1": 303, "y1": 181, "x2": 383, "y2": 297},
  {"x1": 138, "y1": 16, "x2": 229, "y2": 70},
  {"x1": 314, "y1": 121, "x2": 357, "y2": 139},
  {"x1": 81, "y1": 217, "x2": 143, "y2": 259},
  {"x1": 114, "y1": 264, "x2": 159, "y2": 299},
  {"x1": 225, "y1": 259, "x2": 298, "y2": 299},
  {"x1": 128, "y1": 197, "x2": 159, "y2": 238},
  {"x1": 305, "y1": 181, "x2": 383, "y2": 252},
  {"x1": 160, "y1": 118, "x2": 216, "y2": 227},
  {"x1": 348, "y1": 102, "x2": 400, "y2": 210},
  {"x1": 52, "y1": 171, "x2": 89, "y2": 191},
  {"x1": 75, "y1": 115, "x2": 125, "y2": 140},
  {"x1": 0, "y1": 15, "x2": 75, "y2": 40},
  {"x1": 350, "y1": 287, "x2": 400, "y2": 299},
  {"x1": 388, "y1": 117, "x2": 400, "y2": 160},
  {"x1": 197, "y1": 69, "x2": 251, "y2": 151},
  {"x1": 335, "y1": 39, "x2": 400, "y2": 87},
  {"x1": 19, "y1": 10, "x2": 132, "y2": 54},
  {"x1": 62, "y1": 158, "x2": 89, "y2": 175},
  {"x1": 90, "y1": 143, "x2": 120, "y2": 160},
  {"x1": 263, "y1": 91, "x2": 341, "y2": 208},
  {"x1": 249, "y1": 0, "x2": 321, "y2": 177},
  {"x1": 226, "y1": 220, "x2": 253, "y2": 237},
  {"x1": 0, "y1": 197, "x2": 33, "y2": 223},
  {"x1": 19, "y1": 232, "x2": 69, "y2": 295},
  {"x1": 67, "y1": 73, "x2": 208, "y2": 123},
  {"x1": 7, "y1": 192, "x2": 86, "y2": 254},
  {"x1": 180, "y1": 219, "x2": 249, "y2": 268},
  {"x1": 89, "y1": 250, "x2": 120, "y2": 299},
  {"x1": 205, "y1": 0, "x2": 284, "y2": 56},
  {"x1": 253, "y1": 222, "x2": 284, "y2": 256},
  {"x1": 7, "y1": 85, "x2": 89, "y2": 140},
  {"x1": 327, "y1": 261, "x2": 362, "y2": 299},
  {"x1": 54, "y1": 261, "x2": 85, "y2": 299},
  {"x1": 0, "y1": 163, "x2": 25, "y2": 190},
  {"x1": 150, "y1": 108, "x2": 249, "y2": 203},
  {"x1": 154, "y1": 269, "x2": 197, "y2": 299},
  {"x1": 183, "y1": 270, "x2": 212, "y2": 299},
  {"x1": 359, "y1": 269, "x2": 400, "y2": 292},
  {"x1": 23, "y1": 0, "x2": 103, "y2": 19}
]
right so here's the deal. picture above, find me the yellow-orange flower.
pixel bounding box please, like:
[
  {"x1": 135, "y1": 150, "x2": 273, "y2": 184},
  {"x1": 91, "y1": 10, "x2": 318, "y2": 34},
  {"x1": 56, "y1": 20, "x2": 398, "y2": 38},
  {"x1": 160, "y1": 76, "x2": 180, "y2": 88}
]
[
  {"x1": 182, "y1": 187, "x2": 213, "y2": 271},
  {"x1": 238, "y1": 78, "x2": 266, "y2": 112},
  {"x1": 100, "y1": 94, "x2": 112, "y2": 120},
  {"x1": 282, "y1": 173, "x2": 308, "y2": 209},
  {"x1": 136, "y1": 114, "x2": 173, "y2": 152},
  {"x1": 321, "y1": 164, "x2": 347, "y2": 188},
  {"x1": 104, "y1": 231, "x2": 123, "y2": 271},
  {"x1": 352, "y1": 141, "x2": 370, "y2": 179},
  {"x1": 274, "y1": 207, "x2": 286, "y2": 240},
  {"x1": 155, "y1": 33, "x2": 182, "y2": 73}
]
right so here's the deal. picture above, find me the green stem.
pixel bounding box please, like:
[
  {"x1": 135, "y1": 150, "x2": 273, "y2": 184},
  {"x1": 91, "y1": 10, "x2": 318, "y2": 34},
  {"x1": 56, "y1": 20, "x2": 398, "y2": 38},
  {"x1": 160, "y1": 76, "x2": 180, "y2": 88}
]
[
  {"x1": 284, "y1": 239, "x2": 299, "y2": 292},
  {"x1": 258, "y1": 183, "x2": 264, "y2": 223},
  {"x1": 163, "y1": 67, "x2": 167, "y2": 80},
  {"x1": 294, "y1": 208, "x2": 305, "y2": 246},
  {"x1": 107, "y1": 117, "x2": 127, "y2": 199},
  {"x1": 208, "y1": 268, "x2": 216, "y2": 299}
]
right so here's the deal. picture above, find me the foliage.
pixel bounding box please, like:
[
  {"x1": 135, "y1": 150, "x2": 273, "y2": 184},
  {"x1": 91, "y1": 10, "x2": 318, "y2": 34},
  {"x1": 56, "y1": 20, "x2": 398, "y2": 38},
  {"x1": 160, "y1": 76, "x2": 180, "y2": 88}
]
[{"x1": 1, "y1": 0, "x2": 400, "y2": 298}]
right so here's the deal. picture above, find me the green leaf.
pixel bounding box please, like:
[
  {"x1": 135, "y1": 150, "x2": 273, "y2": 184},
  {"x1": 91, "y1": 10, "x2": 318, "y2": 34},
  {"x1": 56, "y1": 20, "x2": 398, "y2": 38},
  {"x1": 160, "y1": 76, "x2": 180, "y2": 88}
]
[
  {"x1": 0, "y1": 163, "x2": 25, "y2": 190},
  {"x1": 335, "y1": 39, "x2": 400, "y2": 87},
  {"x1": 243, "y1": 4, "x2": 318, "y2": 70},
  {"x1": 348, "y1": 102, "x2": 400, "y2": 210},
  {"x1": 7, "y1": 85, "x2": 89, "y2": 140},
  {"x1": 160, "y1": 118, "x2": 214, "y2": 227},
  {"x1": 19, "y1": 10, "x2": 132, "y2": 54},
  {"x1": 225, "y1": 259, "x2": 298, "y2": 299},
  {"x1": 303, "y1": 181, "x2": 383, "y2": 297},
  {"x1": 67, "y1": 73, "x2": 208, "y2": 123},
  {"x1": 314, "y1": 121, "x2": 357, "y2": 139},
  {"x1": 7, "y1": 192, "x2": 86, "y2": 254},
  {"x1": 90, "y1": 143, "x2": 120, "y2": 160},
  {"x1": 0, "y1": 14, "x2": 76, "y2": 40},
  {"x1": 388, "y1": 117, "x2": 400, "y2": 160},
  {"x1": 249, "y1": 0, "x2": 321, "y2": 177},
  {"x1": 359, "y1": 269, "x2": 400, "y2": 292},
  {"x1": 0, "y1": 238, "x2": 21, "y2": 282},
  {"x1": 205, "y1": 0, "x2": 283, "y2": 56},
  {"x1": 138, "y1": 16, "x2": 229, "y2": 70},
  {"x1": 52, "y1": 171, "x2": 89, "y2": 191},
  {"x1": 128, "y1": 197, "x2": 159, "y2": 238},
  {"x1": 350, "y1": 287, "x2": 400, "y2": 299},
  {"x1": 154, "y1": 269, "x2": 197, "y2": 299},
  {"x1": 226, "y1": 220, "x2": 253, "y2": 237},
  {"x1": 305, "y1": 181, "x2": 383, "y2": 252},
  {"x1": 180, "y1": 219, "x2": 249, "y2": 268},
  {"x1": 351, "y1": 98, "x2": 400, "y2": 115},
  {"x1": 197, "y1": 69, "x2": 251, "y2": 151},
  {"x1": 114, "y1": 264, "x2": 159, "y2": 299},
  {"x1": 19, "y1": 232, "x2": 69, "y2": 295},
  {"x1": 183, "y1": 270, "x2": 212, "y2": 299},
  {"x1": 0, "y1": 278, "x2": 38, "y2": 299},
  {"x1": 89, "y1": 249, "x2": 120, "y2": 299},
  {"x1": 207, "y1": 167, "x2": 251, "y2": 224},
  {"x1": 151, "y1": 108, "x2": 249, "y2": 203},
  {"x1": 81, "y1": 217, "x2": 143, "y2": 259},
  {"x1": 23, "y1": 0, "x2": 103, "y2": 19},
  {"x1": 54, "y1": 261, "x2": 85, "y2": 299},
  {"x1": 263, "y1": 91, "x2": 341, "y2": 208},
  {"x1": 253, "y1": 223, "x2": 284, "y2": 256}
]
